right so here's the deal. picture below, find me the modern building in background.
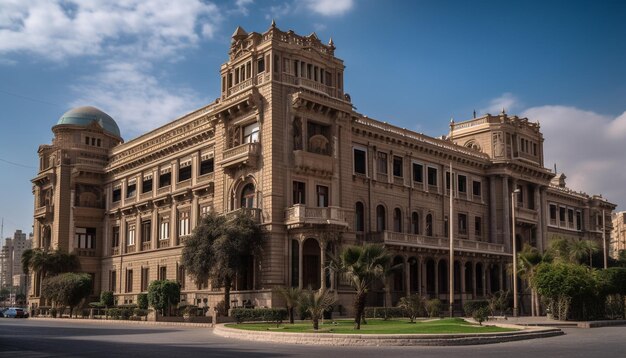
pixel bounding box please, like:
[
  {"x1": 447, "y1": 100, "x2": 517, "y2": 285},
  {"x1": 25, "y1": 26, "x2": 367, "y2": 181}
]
[
  {"x1": 611, "y1": 211, "x2": 626, "y2": 258},
  {"x1": 0, "y1": 229, "x2": 32, "y2": 300},
  {"x1": 29, "y1": 24, "x2": 616, "y2": 313}
]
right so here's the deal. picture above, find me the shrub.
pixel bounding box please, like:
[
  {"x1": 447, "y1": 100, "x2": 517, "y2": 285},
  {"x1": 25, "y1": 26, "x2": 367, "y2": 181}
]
[
  {"x1": 137, "y1": 293, "x2": 149, "y2": 310},
  {"x1": 50, "y1": 307, "x2": 58, "y2": 318},
  {"x1": 488, "y1": 290, "x2": 510, "y2": 316},
  {"x1": 133, "y1": 308, "x2": 150, "y2": 317},
  {"x1": 472, "y1": 306, "x2": 490, "y2": 326},
  {"x1": 397, "y1": 295, "x2": 426, "y2": 322},
  {"x1": 364, "y1": 307, "x2": 405, "y2": 320},
  {"x1": 215, "y1": 300, "x2": 227, "y2": 317},
  {"x1": 100, "y1": 291, "x2": 115, "y2": 307},
  {"x1": 463, "y1": 300, "x2": 489, "y2": 317},
  {"x1": 89, "y1": 302, "x2": 105, "y2": 308},
  {"x1": 425, "y1": 299, "x2": 442, "y2": 318},
  {"x1": 147, "y1": 280, "x2": 180, "y2": 316},
  {"x1": 298, "y1": 302, "x2": 311, "y2": 320},
  {"x1": 231, "y1": 308, "x2": 288, "y2": 326}
]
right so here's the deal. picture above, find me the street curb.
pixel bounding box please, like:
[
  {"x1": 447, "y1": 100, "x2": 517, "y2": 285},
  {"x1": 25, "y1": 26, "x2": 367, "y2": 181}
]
[
  {"x1": 213, "y1": 322, "x2": 564, "y2": 346},
  {"x1": 30, "y1": 317, "x2": 213, "y2": 328}
]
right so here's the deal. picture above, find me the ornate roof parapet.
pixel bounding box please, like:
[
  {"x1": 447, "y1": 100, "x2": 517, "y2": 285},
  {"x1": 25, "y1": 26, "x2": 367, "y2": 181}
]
[
  {"x1": 451, "y1": 113, "x2": 541, "y2": 133},
  {"x1": 260, "y1": 21, "x2": 336, "y2": 57}
]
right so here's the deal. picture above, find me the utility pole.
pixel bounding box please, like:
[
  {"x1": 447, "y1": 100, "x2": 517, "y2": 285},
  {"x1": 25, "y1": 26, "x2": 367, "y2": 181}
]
[{"x1": 449, "y1": 162, "x2": 454, "y2": 317}]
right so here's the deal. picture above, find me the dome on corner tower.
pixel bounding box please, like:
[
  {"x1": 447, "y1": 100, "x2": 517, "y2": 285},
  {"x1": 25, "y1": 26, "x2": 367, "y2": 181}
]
[{"x1": 56, "y1": 106, "x2": 121, "y2": 138}]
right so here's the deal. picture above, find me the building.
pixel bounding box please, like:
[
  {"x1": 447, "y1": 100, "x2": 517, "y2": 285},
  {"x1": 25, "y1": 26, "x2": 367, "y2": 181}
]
[
  {"x1": 611, "y1": 211, "x2": 626, "y2": 258},
  {"x1": 0, "y1": 230, "x2": 32, "y2": 299},
  {"x1": 30, "y1": 23, "x2": 615, "y2": 313}
]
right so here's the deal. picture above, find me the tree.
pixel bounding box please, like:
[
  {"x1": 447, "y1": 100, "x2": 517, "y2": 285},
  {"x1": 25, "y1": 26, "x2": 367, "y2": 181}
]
[
  {"x1": 397, "y1": 294, "x2": 425, "y2": 323},
  {"x1": 274, "y1": 286, "x2": 303, "y2": 324},
  {"x1": 182, "y1": 211, "x2": 265, "y2": 315},
  {"x1": 330, "y1": 244, "x2": 395, "y2": 329},
  {"x1": 22, "y1": 248, "x2": 80, "y2": 305},
  {"x1": 517, "y1": 244, "x2": 545, "y2": 316},
  {"x1": 299, "y1": 289, "x2": 335, "y2": 330},
  {"x1": 41, "y1": 273, "x2": 92, "y2": 317},
  {"x1": 147, "y1": 280, "x2": 180, "y2": 316},
  {"x1": 100, "y1": 291, "x2": 115, "y2": 308}
]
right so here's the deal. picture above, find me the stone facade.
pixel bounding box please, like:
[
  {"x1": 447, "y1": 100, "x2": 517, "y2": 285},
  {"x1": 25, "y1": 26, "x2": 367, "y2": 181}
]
[
  {"x1": 30, "y1": 24, "x2": 616, "y2": 314},
  {"x1": 611, "y1": 211, "x2": 626, "y2": 258}
]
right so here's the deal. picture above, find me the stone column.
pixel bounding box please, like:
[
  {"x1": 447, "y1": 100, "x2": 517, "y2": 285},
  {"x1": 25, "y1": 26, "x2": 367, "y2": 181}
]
[
  {"x1": 499, "y1": 263, "x2": 504, "y2": 292},
  {"x1": 320, "y1": 240, "x2": 326, "y2": 290},
  {"x1": 136, "y1": 214, "x2": 142, "y2": 251},
  {"x1": 170, "y1": 198, "x2": 177, "y2": 247},
  {"x1": 489, "y1": 176, "x2": 497, "y2": 244},
  {"x1": 472, "y1": 262, "x2": 477, "y2": 298},
  {"x1": 535, "y1": 185, "x2": 544, "y2": 252},
  {"x1": 460, "y1": 260, "x2": 466, "y2": 296},
  {"x1": 418, "y1": 257, "x2": 423, "y2": 296},
  {"x1": 482, "y1": 265, "x2": 487, "y2": 297},
  {"x1": 405, "y1": 258, "x2": 411, "y2": 297},
  {"x1": 298, "y1": 239, "x2": 303, "y2": 289},
  {"x1": 151, "y1": 207, "x2": 158, "y2": 250},
  {"x1": 434, "y1": 259, "x2": 439, "y2": 297},
  {"x1": 502, "y1": 176, "x2": 511, "y2": 253},
  {"x1": 191, "y1": 192, "x2": 199, "y2": 231}
]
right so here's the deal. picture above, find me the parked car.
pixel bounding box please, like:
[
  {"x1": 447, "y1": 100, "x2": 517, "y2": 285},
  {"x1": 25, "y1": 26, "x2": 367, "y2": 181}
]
[
  {"x1": 0, "y1": 308, "x2": 6, "y2": 317},
  {"x1": 4, "y1": 307, "x2": 26, "y2": 318}
]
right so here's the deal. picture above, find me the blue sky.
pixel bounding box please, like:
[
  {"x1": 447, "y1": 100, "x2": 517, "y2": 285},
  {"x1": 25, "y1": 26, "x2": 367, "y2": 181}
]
[{"x1": 1, "y1": 0, "x2": 625, "y2": 240}]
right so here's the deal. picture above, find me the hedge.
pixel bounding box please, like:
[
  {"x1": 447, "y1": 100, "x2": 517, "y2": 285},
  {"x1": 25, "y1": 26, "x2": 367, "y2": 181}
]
[
  {"x1": 231, "y1": 308, "x2": 287, "y2": 324},
  {"x1": 364, "y1": 307, "x2": 405, "y2": 319}
]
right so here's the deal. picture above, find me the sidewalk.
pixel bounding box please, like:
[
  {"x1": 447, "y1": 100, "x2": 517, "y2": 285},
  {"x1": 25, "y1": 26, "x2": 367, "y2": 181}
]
[{"x1": 490, "y1": 316, "x2": 626, "y2": 328}]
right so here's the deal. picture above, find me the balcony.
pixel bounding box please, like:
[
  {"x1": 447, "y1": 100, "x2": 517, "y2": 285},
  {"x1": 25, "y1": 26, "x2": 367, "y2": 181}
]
[
  {"x1": 75, "y1": 248, "x2": 96, "y2": 257},
  {"x1": 111, "y1": 247, "x2": 120, "y2": 256},
  {"x1": 293, "y1": 150, "x2": 333, "y2": 176},
  {"x1": 516, "y1": 207, "x2": 538, "y2": 223},
  {"x1": 34, "y1": 204, "x2": 53, "y2": 220},
  {"x1": 126, "y1": 245, "x2": 136, "y2": 254},
  {"x1": 141, "y1": 242, "x2": 151, "y2": 251},
  {"x1": 225, "y1": 207, "x2": 262, "y2": 223},
  {"x1": 178, "y1": 235, "x2": 191, "y2": 246},
  {"x1": 381, "y1": 231, "x2": 505, "y2": 255},
  {"x1": 284, "y1": 205, "x2": 350, "y2": 229},
  {"x1": 219, "y1": 142, "x2": 261, "y2": 170},
  {"x1": 158, "y1": 239, "x2": 170, "y2": 249}
]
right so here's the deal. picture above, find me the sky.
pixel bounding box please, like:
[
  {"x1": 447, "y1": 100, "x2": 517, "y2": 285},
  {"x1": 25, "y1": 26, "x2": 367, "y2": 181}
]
[{"x1": 0, "y1": 0, "x2": 625, "y2": 241}]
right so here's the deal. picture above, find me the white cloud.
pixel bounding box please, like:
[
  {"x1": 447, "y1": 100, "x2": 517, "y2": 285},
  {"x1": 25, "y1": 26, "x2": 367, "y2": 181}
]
[
  {"x1": 521, "y1": 105, "x2": 626, "y2": 208},
  {"x1": 0, "y1": 0, "x2": 221, "y2": 61},
  {"x1": 304, "y1": 0, "x2": 354, "y2": 16},
  {"x1": 69, "y1": 62, "x2": 207, "y2": 138},
  {"x1": 479, "y1": 92, "x2": 520, "y2": 115},
  {"x1": 233, "y1": 0, "x2": 254, "y2": 16},
  {"x1": 266, "y1": 2, "x2": 292, "y2": 20}
]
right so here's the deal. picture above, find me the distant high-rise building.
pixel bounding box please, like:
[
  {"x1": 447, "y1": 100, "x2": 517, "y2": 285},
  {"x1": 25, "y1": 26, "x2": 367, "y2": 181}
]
[{"x1": 0, "y1": 230, "x2": 32, "y2": 297}]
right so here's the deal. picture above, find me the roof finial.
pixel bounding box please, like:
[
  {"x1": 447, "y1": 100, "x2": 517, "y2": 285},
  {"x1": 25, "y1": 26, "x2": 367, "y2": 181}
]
[
  {"x1": 271, "y1": 19, "x2": 276, "y2": 28},
  {"x1": 501, "y1": 107, "x2": 506, "y2": 115},
  {"x1": 329, "y1": 37, "x2": 335, "y2": 47},
  {"x1": 473, "y1": 109, "x2": 476, "y2": 119},
  {"x1": 554, "y1": 163, "x2": 557, "y2": 173}
]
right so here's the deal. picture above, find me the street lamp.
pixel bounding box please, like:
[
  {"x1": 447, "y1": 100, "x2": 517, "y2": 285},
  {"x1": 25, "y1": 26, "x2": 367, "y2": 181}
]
[{"x1": 512, "y1": 188, "x2": 521, "y2": 317}]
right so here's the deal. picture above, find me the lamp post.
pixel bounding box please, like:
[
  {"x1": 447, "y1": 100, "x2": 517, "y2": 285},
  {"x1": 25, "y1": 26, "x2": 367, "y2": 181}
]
[
  {"x1": 602, "y1": 209, "x2": 607, "y2": 269},
  {"x1": 449, "y1": 162, "x2": 454, "y2": 317},
  {"x1": 512, "y1": 188, "x2": 521, "y2": 317}
]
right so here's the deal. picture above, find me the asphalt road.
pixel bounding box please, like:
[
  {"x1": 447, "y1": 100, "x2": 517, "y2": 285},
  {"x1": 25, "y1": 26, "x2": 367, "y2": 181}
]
[{"x1": 0, "y1": 318, "x2": 624, "y2": 358}]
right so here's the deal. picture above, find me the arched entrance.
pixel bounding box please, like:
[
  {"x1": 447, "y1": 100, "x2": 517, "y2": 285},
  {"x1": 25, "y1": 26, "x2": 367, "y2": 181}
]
[{"x1": 302, "y1": 238, "x2": 321, "y2": 289}]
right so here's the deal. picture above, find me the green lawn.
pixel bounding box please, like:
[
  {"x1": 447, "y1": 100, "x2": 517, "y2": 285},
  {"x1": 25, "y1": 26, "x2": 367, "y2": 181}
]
[{"x1": 226, "y1": 318, "x2": 517, "y2": 334}]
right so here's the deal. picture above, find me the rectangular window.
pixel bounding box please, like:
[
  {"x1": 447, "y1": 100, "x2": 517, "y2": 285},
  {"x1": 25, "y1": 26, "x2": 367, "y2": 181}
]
[
  {"x1": 126, "y1": 182, "x2": 136, "y2": 198},
  {"x1": 293, "y1": 181, "x2": 306, "y2": 205},
  {"x1": 142, "y1": 177, "x2": 153, "y2": 193},
  {"x1": 199, "y1": 157, "x2": 214, "y2": 175},
  {"x1": 568, "y1": 208, "x2": 575, "y2": 229},
  {"x1": 127, "y1": 224, "x2": 136, "y2": 246},
  {"x1": 243, "y1": 122, "x2": 260, "y2": 143},
  {"x1": 473, "y1": 180, "x2": 482, "y2": 198},
  {"x1": 159, "y1": 172, "x2": 171, "y2": 188},
  {"x1": 75, "y1": 227, "x2": 96, "y2": 249},
  {"x1": 159, "y1": 219, "x2": 170, "y2": 241},
  {"x1": 458, "y1": 175, "x2": 467, "y2": 193},
  {"x1": 110, "y1": 270, "x2": 117, "y2": 292},
  {"x1": 179, "y1": 211, "x2": 190, "y2": 236},
  {"x1": 475, "y1": 216, "x2": 482, "y2": 238},
  {"x1": 126, "y1": 269, "x2": 133, "y2": 293},
  {"x1": 427, "y1": 167, "x2": 438, "y2": 187},
  {"x1": 141, "y1": 267, "x2": 149, "y2": 292},
  {"x1": 112, "y1": 226, "x2": 120, "y2": 247},
  {"x1": 273, "y1": 55, "x2": 279, "y2": 73},
  {"x1": 317, "y1": 185, "x2": 329, "y2": 208},
  {"x1": 159, "y1": 266, "x2": 167, "y2": 281},
  {"x1": 112, "y1": 187, "x2": 122, "y2": 202},
  {"x1": 178, "y1": 265, "x2": 186, "y2": 289},
  {"x1": 559, "y1": 206, "x2": 566, "y2": 227},
  {"x1": 392, "y1": 156, "x2": 403, "y2": 177},
  {"x1": 178, "y1": 163, "x2": 192, "y2": 182},
  {"x1": 257, "y1": 57, "x2": 265, "y2": 73},
  {"x1": 458, "y1": 213, "x2": 467, "y2": 235},
  {"x1": 576, "y1": 210, "x2": 582, "y2": 231},
  {"x1": 412, "y1": 163, "x2": 423, "y2": 183},
  {"x1": 141, "y1": 220, "x2": 151, "y2": 243},
  {"x1": 353, "y1": 148, "x2": 366, "y2": 174},
  {"x1": 377, "y1": 152, "x2": 388, "y2": 174},
  {"x1": 549, "y1": 204, "x2": 557, "y2": 226}
]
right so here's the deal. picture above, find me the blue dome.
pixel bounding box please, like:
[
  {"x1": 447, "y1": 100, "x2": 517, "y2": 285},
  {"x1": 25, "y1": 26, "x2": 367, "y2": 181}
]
[{"x1": 56, "y1": 106, "x2": 121, "y2": 138}]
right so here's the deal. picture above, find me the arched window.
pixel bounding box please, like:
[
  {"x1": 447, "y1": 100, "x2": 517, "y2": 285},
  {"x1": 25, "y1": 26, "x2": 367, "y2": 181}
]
[
  {"x1": 393, "y1": 208, "x2": 402, "y2": 232},
  {"x1": 411, "y1": 212, "x2": 420, "y2": 234},
  {"x1": 355, "y1": 202, "x2": 365, "y2": 232},
  {"x1": 426, "y1": 214, "x2": 433, "y2": 236},
  {"x1": 240, "y1": 183, "x2": 255, "y2": 208},
  {"x1": 376, "y1": 205, "x2": 386, "y2": 232}
]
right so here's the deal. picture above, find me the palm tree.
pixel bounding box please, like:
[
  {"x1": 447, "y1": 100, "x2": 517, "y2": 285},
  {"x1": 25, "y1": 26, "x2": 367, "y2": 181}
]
[
  {"x1": 299, "y1": 289, "x2": 335, "y2": 330},
  {"x1": 22, "y1": 248, "x2": 80, "y2": 303},
  {"x1": 568, "y1": 240, "x2": 589, "y2": 265},
  {"x1": 517, "y1": 244, "x2": 544, "y2": 316},
  {"x1": 330, "y1": 244, "x2": 395, "y2": 330},
  {"x1": 274, "y1": 286, "x2": 303, "y2": 324}
]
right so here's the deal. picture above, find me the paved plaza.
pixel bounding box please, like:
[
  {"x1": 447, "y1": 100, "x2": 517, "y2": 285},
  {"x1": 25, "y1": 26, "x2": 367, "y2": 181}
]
[{"x1": 0, "y1": 319, "x2": 624, "y2": 358}]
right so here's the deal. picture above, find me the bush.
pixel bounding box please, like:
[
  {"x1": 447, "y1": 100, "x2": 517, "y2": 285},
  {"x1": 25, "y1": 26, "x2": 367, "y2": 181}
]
[
  {"x1": 147, "y1": 280, "x2": 180, "y2": 316},
  {"x1": 488, "y1": 290, "x2": 510, "y2": 316},
  {"x1": 397, "y1": 295, "x2": 426, "y2": 322},
  {"x1": 137, "y1": 294, "x2": 149, "y2": 310},
  {"x1": 364, "y1": 307, "x2": 405, "y2": 320},
  {"x1": 215, "y1": 300, "x2": 227, "y2": 317},
  {"x1": 463, "y1": 300, "x2": 489, "y2": 317},
  {"x1": 50, "y1": 307, "x2": 58, "y2": 318},
  {"x1": 298, "y1": 303, "x2": 311, "y2": 320},
  {"x1": 472, "y1": 306, "x2": 490, "y2": 326},
  {"x1": 179, "y1": 304, "x2": 199, "y2": 317},
  {"x1": 100, "y1": 291, "x2": 115, "y2": 307},
  {"x1": 604, "y1": 294, "x2": 625, "y2": 319},
  {"x1": 133, "y1": 308, "x2": 150, "y2": 317},
  {"x1": 231, "y1": 308, "x2": 288, "y2": 326},
  {"x1": 425, "y1": 299, "x2": 442, "y2": 318}
]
